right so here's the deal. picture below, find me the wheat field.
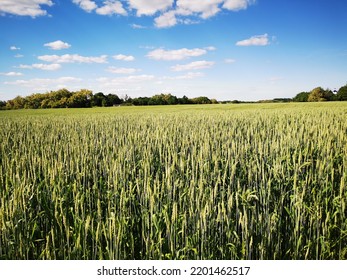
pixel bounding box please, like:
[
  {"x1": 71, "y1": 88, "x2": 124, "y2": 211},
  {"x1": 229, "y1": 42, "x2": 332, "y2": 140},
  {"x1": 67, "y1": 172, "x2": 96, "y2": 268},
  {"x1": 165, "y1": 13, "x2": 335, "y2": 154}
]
[{"x1": 0, "y1": 103, "x2": 346, "y2": 259}]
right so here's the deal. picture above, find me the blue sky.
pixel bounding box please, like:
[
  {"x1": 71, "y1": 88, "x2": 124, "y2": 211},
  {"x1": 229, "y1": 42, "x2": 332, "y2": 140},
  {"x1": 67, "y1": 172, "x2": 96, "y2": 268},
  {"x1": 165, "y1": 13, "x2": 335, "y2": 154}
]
[{"x1": 0, "y1": 0, "x2": 346, "y2": 101}]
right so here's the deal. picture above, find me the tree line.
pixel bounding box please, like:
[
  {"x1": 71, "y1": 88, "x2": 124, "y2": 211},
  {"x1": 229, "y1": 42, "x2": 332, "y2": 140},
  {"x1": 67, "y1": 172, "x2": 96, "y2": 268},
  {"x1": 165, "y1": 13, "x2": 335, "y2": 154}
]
[
  {"x1": 292, "y1": 85, "x2": 347, "y2": 102},
  {"x1": 1, "y1": 84, "x2": 346, "y2": 110},
  {"x1": 0, "y1": 89, "x2": 218, "y2": 110}
]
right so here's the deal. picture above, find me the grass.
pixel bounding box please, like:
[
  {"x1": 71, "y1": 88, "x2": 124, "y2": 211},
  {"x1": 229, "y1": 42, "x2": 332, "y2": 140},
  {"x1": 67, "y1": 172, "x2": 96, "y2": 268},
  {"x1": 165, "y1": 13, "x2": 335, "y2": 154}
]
[{"x1": 0, "y1": 102, "x2": 346, "y2": 259}]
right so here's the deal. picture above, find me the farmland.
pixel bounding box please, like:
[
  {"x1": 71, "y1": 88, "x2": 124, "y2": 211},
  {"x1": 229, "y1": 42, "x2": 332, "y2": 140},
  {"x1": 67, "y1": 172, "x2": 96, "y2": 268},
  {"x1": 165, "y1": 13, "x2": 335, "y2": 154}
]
[{"x1": 0, "y1": 102, "x2": 346, "y2": 260}]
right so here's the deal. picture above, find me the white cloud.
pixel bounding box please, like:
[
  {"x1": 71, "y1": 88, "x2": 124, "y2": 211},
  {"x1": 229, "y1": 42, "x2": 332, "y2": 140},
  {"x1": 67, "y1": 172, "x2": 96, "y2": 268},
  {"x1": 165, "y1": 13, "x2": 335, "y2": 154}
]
[
  {"x1": 38, "y1": 54, "x2": 108, "y2": 63},
  {"x1": 107, "y1": 67, "x2": 140, "y2": 74},
  {"x1": 175, "y1": 0, "x2": 255, "y2": 17},
  {"x1": 73, "y1": 0, "x2": 127, "y2": 15},
  {"x1": 72, "y1": 0, "x2": 97, "y2": 12},
  {"x1": 178, "y1": 18, "x2": 200, "y2": 25},
  {"x1": 121, "y1": 74, "x2": 154, "y2": 82},
  {"x1": 130, "y1": 23, "x2": 146, "y2": 29},
  {"x1": 1, "y1": 72, "x2": 23, "y2": 76},
  {"x1": 14, "y1": 54, "x2": 24, "y2": 58},
  {"x1": 147, "y1": 48, "x2": 207, "y2": 61},
  {"x1": 113, "y1": 54, "x2": 135, "y2": 61},
  {"x1": 176, "y1": 0, "x2": 222, "y2": 19},
  {"x1": 44, "y1": 40, "x2": 71, "y2": 50},
  {"x1": 151, "y1": 0, "x2": 255, "y2": 28},
  {"x1": 127, "y1": 0, "x2": 173, "y2": 16},
  {"x1": 71, "y1": 0, "x2": 255, "y2": 28},
  {"x1": 5, "y1": 77, "x2": 82, "y2": 90},
  {"x1": 171, "y1": 60, "x2": 215, "y2": 71},
  {"x1": 154, "y1": 10, "x2": 177, "y2": 28},
  {"x1": 96, "y1": 1, "x2": 127, "y2": 15},
  {"x1": 10, "y1": 46, "x2": 20, "y2": 50},
  {"x1": 97, "y1": 75, "x2": 155, "y2": 87},
  {"x1": 223, "y1": 0, "x2": 255, "y2": 11},
  {"x1": 153, "y1": 0, "x2": 226, "y2": 28},
  {"x1": 19, "y1": 63, "x2": 62, "y2": 71},
  {"x1": 236, "y1": 34, "x2": 270, "y2": 46},
  {"x1": 0, "y1": 0, "x2": 53, "y2": 17},
  {"x1": 164, "y1": 72, "x2": 205, "y2": 80}
]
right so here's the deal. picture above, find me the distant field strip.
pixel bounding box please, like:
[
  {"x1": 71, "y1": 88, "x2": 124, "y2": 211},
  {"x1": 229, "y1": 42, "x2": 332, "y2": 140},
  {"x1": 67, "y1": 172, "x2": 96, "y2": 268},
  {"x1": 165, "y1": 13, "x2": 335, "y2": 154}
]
[{"x1": 0, "y1": 103, "x2": 346, "y2": 259}]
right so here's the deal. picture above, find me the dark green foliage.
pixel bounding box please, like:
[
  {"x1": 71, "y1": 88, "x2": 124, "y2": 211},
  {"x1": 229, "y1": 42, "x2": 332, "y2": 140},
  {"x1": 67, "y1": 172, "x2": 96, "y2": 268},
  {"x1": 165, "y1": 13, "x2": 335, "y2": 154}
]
[
  {"x1": 272, "y1": 98, "x2": 292, "y2": 103},
  {"x1": 2, "y1": 82, "x2": 347, "y2": 109},
  {"x1": 190, "y1": 96, "x2": 212, "y2": 104},
  {"x1": 336, "y1": 85, "x2": 347, "y2": 101},
  {"x1": 308, "y1": 87, "x2": 334, "y2": 102},
  {"x1": 91, "y1": 92, "x2": 106, "y2": 107},
  {"x1": 0, "y1": 101, "x2": 6, "y2": 109},
  {"x1": 294, "y1": 86, "x2": 340, "y2": 102},
  {"x1": 1, "y1": 90, "x2": 216, "y2": 109},
  {"x1": 293, "y1": 92, "x2": 310, "y2": 102},
  {"x1": 91, "y1": 92, "x2": 122, "y2": 107}
]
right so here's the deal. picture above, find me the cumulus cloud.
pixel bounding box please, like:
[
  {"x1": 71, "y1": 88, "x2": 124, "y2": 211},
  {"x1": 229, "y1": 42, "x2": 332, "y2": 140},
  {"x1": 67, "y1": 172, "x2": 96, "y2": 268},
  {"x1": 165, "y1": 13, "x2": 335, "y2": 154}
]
[
  {"x1": 0, "y1": 0, "x2": 53, "y2": 17},
  {"x1": 236, "y1": 34, "x2": 270, "y2": 46},
  {"x1": 147, "y1": 48, "x2": 207, "y2": 61},
  {"x1": 223, "y1": 0, "x2": 255, "y2": 11},
  {"x1": 71, "y1": 0, "x2": 256, "y2": 28},
  {"x1": 119, "y1": 74, "x2": 155, "y2": 82},
  {"x1": 73, "y1": 0, "x2": 127, "y2": 15},
  {"x1": 72, "y1": 0, "x2": 97, "y2": 12},
  {"x1": 44, "y1": 40, "x2": 71, "y2": 50},
  {"x1": 10, "y1": 46, "x2": 21, "y2": 50},
  {"x1": 153, "y1": 0, "x2": 223, "y2": 28},
  {"x1": 113, "y1": 54, "x2": 135, "y2": 61},
  {"x1": 97, "y1": 75, "x2": 155, "y2": 87},
  {"x1": 107, "y1": 67, "x2": 140, "y2": 74},
  {"x1": 176, "y1": 0, "x2": 222, "y2": 19},
  {"x1": 5, "y1": 77, "x2": 82, "y2": 90},
  {"x1": 163, "y1": 72, "x2": 205, "y2": 80},
  {"x1": 152, "y1": 0, "x2": 255, "y2": 27},
  {"x1": 1, "y1": 72, "x2": 23, "y2": 76},
  {"x1": 38, "y1": 54, "x2": 108, "y2": 63},
  {"x1": 127, "y1": 0, "x2": 173, "y2": 16},
  {"x1": 96, "y1": 0, "x2": 127, "y2": 15},
  {"x1": 171, "y1": 60, "x2": 215, "y2": 71},
  {"x1": 154, "y1": 10, "x2": 177, "y2": 28},
  {"x1": 19, "y1": 63, "x2": 62, "y2": 71}
]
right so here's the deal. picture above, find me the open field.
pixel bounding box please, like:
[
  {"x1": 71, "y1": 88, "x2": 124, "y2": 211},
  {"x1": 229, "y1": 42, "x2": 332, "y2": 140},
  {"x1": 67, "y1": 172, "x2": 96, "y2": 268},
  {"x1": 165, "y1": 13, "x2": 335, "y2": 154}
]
[{"x1": 0, "y1": 102, "x2": 347, "y2": 259}]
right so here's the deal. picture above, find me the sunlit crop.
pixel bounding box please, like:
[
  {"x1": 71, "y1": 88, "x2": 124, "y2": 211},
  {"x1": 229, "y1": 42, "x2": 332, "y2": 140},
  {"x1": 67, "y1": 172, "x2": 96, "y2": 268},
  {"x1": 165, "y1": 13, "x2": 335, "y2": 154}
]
[{"x1": 0, "y1": 103, "x2": 346, "y2": 259}]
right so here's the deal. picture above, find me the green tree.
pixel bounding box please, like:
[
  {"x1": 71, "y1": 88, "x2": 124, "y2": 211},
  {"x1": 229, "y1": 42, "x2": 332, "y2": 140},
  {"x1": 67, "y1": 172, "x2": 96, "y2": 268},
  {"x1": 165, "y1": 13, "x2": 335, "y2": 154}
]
[
  {"x1": 106, "y1": 93, "x2": 122, "y2": 106},
  {"x1": 91, "y1": 92, "x2": 106, "y2": 107},
  {"x1": 308, "y1": 87, "x2": 329, "y2": 102},
  {"x1": 67, "y1": 89, "x2": 92, "y2": 108},
  {"x1": 293, "y1": 91, "x2": 310, "y2": 102},
  {"x1": 132, "y1": 97, "x2": 150, "y2": 106},
  {"x1": 178, "y1": 95, "x2": 191, "y2": 104},
  {"x1": 336, "y1": 85, "x2": 347, "y2": 101},
  {"x1": 163, "y1": 94, "x2": 178, "y2": 105},
  {"x1": 191, "y1": 96, "x2": 212, "y2": 104},
  {"x1": 324, "y1": 89, "x2": 334, "y2": 101},
  {"x1": 0, "y1": 100, "x2": 6, "y2": 109},
  {"x1": 150, "y1": 94, "x2": 166, "y2": 105},
  {"x1": 9, "y1": 96, "x2": 26, "y2": 109},
  {"x1": 25, "y1": 93, "x2": 46, "y2": 109}
]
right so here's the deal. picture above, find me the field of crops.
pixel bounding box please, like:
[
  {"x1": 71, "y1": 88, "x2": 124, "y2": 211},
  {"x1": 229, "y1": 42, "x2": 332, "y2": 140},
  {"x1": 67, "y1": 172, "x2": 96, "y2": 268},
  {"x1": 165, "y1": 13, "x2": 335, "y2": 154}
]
[{"x1": 0, "y1": 103, "x2": 346, "y2": 260}]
